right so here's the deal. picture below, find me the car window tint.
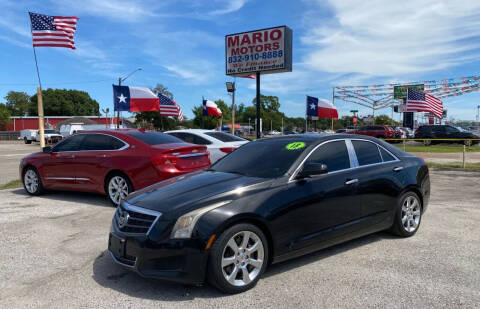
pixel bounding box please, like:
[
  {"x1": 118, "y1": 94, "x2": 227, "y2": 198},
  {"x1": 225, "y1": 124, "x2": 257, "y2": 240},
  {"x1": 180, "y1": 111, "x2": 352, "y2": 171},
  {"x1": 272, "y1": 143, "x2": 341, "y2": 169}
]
[
  {"x1": 379, "y1": 147, "x2": 396, "y2": 162},
  {"x1": 445, "y1": 126, "x2": 458, "y2": 133},
  {"x1": 52, "y1": 134, "x2": 85, "y2": 152},
  {"x1": 352, "y1": 140, "x2": 382, "y2": 166},
  {"x1": 204, "y1": 132, "x2": 246, "y2": 142},
  {"x1": 81, "y1": 134, "x2": 125, "y2": 151},
  {"x1": 176, "y1": 133, "x2": 211, "y2": 145},
  {"x1": 306, "y1": 140, "x2": 350, "y2": 172},
  {"x1": 128, "y1": 132, "x2": 183, "y2": 145},
  {"x1": 210, "y1": 139, "x2": 310, "y2": 178}
]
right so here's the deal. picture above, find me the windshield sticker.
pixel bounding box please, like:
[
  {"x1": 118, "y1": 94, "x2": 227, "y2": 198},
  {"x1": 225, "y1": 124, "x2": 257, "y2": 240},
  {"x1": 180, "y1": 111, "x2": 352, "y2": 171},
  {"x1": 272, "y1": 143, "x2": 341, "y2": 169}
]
[{"x1": 286, "y1": 142, "x2": 306, "y2": 150}]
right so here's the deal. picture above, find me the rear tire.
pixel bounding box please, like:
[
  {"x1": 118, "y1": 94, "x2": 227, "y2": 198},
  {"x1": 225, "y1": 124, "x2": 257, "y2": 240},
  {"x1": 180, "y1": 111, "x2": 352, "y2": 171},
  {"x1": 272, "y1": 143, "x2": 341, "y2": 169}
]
[
  {"x1": 389, "y1": 191, "x2": 422, "y2": 237},
  {"x1": 207, "y1": 223, "x2": 269, "y2": 294},
  {"x1": 24, "y1": 138, "x2": 31, "y2": 144},
  {"x1": 23, "y1": 167, "x2": 44, "y2": 195},
  {"x1": 105, "y1": 172, "x2": 133, "y2": 206}
]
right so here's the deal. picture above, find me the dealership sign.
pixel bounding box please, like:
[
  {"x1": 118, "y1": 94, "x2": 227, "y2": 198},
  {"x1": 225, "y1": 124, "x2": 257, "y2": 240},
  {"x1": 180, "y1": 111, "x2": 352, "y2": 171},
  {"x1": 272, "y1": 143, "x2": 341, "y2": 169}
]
[{"x1": 225, "y1": 26, "x2": 292, "y2": 76}]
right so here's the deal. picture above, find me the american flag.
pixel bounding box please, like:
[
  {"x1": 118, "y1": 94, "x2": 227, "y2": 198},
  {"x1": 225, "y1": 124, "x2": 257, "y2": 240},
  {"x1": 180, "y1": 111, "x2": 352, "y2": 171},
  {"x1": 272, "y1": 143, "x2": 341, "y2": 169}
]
[
  {"x1": 29, "y1": 12, "x2": 78, "y2": 49},
  {"x1": 406, "y1": 88, "x2": 443, "y2": 118},
  {"x1": 158, "y1": 93, "x2": 184, "y2": 121}
]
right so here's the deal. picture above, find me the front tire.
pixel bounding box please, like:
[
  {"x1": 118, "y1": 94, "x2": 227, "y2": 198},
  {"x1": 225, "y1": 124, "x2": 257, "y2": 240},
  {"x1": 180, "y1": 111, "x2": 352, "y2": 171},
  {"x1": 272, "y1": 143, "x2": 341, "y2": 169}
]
[
  {"x1": 389, "y1": 192, "x2": 422, "y2": 237},
  {"x1": 23, "y1": 167, "x2": 44, "y2": 195},
  {"x1": 105, "y1": 172, "x2": 133, "y2": 206},
  {"x1": 207, "y1": 223, "x2": 269, "y2": 294}
]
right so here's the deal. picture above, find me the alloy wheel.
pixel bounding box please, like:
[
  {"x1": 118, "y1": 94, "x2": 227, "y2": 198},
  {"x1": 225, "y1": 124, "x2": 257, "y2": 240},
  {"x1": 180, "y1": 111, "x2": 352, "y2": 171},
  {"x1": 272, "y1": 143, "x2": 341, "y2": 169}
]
[
  {"x1": 108, "y1": 176, "x2": 129, "y2": 205},
  {"x1": 401, "y1": 195, "x2": 421, "y2": 233},
  {"x1": 221, "y1": 231, "x2": 265, "y2": 287},
  {"x1": 24, "y1": 169, "x2": 39, "y2": 194}
]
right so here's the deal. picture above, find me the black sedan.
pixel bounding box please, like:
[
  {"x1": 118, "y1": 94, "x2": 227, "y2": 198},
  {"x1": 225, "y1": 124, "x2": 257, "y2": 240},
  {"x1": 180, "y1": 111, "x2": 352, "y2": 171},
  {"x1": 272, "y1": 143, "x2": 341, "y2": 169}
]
[{"x1": 108, "y1": 134, "x2": 430, "y2": 293}]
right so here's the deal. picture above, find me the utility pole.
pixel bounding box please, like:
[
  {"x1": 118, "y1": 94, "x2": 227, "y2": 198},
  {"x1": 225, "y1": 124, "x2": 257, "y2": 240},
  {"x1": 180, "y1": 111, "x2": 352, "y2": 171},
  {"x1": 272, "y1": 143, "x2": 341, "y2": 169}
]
[{"x1": 226, "y1": 81, "x2": 236, "y2": 135}]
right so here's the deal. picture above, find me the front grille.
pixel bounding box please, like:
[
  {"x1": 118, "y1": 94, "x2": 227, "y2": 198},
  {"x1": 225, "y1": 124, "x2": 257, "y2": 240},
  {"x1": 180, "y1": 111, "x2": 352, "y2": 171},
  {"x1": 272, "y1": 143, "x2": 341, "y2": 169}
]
[{"x1": 114, "y1": 202, "x2": 161, "y2": 235}]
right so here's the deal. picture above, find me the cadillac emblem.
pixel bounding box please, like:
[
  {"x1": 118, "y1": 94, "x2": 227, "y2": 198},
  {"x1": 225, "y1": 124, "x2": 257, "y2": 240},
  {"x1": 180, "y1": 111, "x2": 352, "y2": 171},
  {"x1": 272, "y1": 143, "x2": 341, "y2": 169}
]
[{"x1": 118, "y1": 210, "x2": 130, "y2": 229}]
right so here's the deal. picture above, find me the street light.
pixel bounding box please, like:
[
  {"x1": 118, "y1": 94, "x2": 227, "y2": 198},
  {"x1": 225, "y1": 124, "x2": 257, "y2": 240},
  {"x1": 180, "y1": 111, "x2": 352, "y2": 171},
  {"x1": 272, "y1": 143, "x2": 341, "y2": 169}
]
[
  {"x1": 226, "y1": 81, "x2": 236, "y2": 134},
  {"x1": 117, "y1": 68, "x2": 142, "y2": 128}
]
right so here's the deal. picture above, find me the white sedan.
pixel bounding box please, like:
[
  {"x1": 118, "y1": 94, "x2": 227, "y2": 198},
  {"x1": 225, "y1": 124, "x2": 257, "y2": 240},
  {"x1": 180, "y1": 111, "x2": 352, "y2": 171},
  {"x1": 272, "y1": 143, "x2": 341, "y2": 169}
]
[{"x1": 165, "y1": 129, "x2": 249, "y2": 163}]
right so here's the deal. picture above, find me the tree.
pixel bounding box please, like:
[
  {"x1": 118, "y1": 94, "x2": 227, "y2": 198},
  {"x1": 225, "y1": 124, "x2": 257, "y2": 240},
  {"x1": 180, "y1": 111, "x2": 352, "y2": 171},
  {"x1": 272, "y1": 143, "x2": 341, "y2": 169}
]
[
  {"x1": 374, "y1": 115, "x2": 396, "y2": 125},
  {"x1": 152, "y1": 84, "x2": 173, "y2": 99},
  {"x1": 252, "y1": 94, "x2": 280, "y2": 112},
  {"x1": 5, "y1": 91, "x2": 30, "y2": 116},
  {"x1": 0, "y1": 103, "x2": 11, "y2": 130},
  {"x1": 192, "y1": 99, "x2": 227, "y2": 129},
  {"x1": 29, "y1": 89, "x2": 100, "y2": 116},
  {"x1": 135, "y1": 84, "x2": 181, "y2": 130}
]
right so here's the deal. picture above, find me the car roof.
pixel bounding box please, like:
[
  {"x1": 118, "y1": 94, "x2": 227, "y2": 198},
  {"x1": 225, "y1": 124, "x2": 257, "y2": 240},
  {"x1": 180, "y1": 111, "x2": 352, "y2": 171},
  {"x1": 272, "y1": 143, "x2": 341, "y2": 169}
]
[
  {"x1": 165, "y1": 129, "x2": 217, "y2": 134},
  {"x1": 254, "y1": 133, "x2": 406, "y2": 157}
]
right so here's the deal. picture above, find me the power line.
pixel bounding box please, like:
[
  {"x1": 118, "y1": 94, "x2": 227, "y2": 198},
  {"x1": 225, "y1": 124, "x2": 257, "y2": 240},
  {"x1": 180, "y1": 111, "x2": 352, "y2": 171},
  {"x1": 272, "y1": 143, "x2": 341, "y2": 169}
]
[{"x1": 0, "y1": 78, "x2": 112, "y2": 86}]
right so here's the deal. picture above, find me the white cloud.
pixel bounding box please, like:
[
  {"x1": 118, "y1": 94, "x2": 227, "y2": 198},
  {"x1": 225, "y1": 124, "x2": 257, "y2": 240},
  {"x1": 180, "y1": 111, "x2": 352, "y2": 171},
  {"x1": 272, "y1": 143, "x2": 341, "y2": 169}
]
[
  {"x1": 302, "y1": 0, "x2": 480, "y2": 76},
  {"x1": 164, "y1": 60, "x2": 218, "y2": 84},
  {"x1": 55, "y1": 0, "x2": 159, "y2": 22},
  {"x1": 0, "y1": 35, "x2": 30, "y2": 48},
  {"x1": 209, "y1": 0, "x2": 249, "y2": 15}
]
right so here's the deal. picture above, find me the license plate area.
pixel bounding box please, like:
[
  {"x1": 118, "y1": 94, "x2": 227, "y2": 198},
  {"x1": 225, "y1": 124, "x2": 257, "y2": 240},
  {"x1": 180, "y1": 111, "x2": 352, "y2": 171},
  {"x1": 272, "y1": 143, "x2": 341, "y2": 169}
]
[{"x1": 109, "y1": 233, "x2": 125, "y2": 258}]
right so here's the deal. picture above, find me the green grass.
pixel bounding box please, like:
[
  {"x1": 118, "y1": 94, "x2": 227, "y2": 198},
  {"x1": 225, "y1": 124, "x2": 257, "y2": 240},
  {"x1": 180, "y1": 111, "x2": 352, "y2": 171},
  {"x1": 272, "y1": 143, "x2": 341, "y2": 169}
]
[
  {"x1": 0, "y1": 179, "x2": 21, "y2": 190},
  {"x1": 394, "y1": 144, "x2": 480, "y2": 153},
  {"x1": 427, "y1": 162, "x2": 480, "y2": 169}
]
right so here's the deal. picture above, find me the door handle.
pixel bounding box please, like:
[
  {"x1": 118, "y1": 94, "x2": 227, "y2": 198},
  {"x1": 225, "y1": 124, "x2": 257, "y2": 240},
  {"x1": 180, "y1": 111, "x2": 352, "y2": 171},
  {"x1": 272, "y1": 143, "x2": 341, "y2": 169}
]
[
  {"x1": 393, "y1": 166, "x2": 404, "y2": 172},
  {"x1": 345, "y1": 178, "x2": 358, "y2": 185},
  {"x1": 96, "y1": 154, "x2": 108, "y2": 158}
]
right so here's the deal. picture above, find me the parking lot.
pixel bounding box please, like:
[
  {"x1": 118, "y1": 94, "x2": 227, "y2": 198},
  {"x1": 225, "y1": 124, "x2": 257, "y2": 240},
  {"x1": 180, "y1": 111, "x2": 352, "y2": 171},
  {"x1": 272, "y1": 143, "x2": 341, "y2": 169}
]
[
  {"x1": 0, "y1": 144, "x2": 36, "y2": 185},
  {"x1": 1, "y1": 168, "x2": 479, "y2": 308}
]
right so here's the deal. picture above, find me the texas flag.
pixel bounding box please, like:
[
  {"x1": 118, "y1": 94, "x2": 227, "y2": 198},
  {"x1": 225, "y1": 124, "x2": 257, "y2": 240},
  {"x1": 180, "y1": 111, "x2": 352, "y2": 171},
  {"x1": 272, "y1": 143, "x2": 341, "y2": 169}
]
[
  {"x1": 203, "y1": 99, "x2": 222, "y2": 117},
  {"x1": 306, "y1": 96, "x2": 338, "y2": 119},
  {"x1": 113, "y1": 85, "x2": 160, "y2": 112}
]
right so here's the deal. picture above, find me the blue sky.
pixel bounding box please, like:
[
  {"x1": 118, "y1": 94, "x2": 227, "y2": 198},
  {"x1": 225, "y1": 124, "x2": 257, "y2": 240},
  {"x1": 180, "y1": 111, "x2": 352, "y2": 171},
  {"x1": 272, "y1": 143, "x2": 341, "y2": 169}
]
[{"x1": 2, "y1": 0, "x2": 480, "y2": 122}]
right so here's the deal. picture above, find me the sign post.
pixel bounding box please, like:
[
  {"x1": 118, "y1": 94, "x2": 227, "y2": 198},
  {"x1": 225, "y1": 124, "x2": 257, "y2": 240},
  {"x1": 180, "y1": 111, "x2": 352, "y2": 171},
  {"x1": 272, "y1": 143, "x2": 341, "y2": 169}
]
[{"x1": 225, "y1": 26, "x2": 292, "y2": 139}]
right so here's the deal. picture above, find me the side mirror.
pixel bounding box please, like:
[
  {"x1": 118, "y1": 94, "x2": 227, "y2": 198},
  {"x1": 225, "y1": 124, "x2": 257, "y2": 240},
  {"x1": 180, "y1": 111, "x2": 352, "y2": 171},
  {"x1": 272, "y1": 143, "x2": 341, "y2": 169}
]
[
  {"x1": 297, "y1": 162, "x2": 328, "y2": 179},
  {"x1": 42, "y1": 146, "x2": 52, "y2": 153}
]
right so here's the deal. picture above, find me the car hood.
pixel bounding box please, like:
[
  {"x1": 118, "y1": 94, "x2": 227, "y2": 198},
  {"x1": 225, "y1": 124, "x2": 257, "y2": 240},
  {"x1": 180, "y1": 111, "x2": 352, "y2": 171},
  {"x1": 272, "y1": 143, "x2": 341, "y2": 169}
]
[{"x1": 125, "y1": 170, "x2": 270, "y2": 218}]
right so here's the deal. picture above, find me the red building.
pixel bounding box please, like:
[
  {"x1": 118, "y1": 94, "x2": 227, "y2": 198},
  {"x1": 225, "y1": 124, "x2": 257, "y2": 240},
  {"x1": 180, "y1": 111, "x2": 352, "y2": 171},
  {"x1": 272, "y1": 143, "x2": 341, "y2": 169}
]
[{"x1": 7, "y1": 116, "x2": 120, "y2": 131}]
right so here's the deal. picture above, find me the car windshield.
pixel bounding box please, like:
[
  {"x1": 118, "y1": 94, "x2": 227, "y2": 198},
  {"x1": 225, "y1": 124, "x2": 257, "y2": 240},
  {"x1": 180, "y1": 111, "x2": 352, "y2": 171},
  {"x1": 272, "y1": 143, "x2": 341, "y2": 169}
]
[
  {"x1": 204, "y1": 131, "x2": 246, "y2": 142},
  {"x1": 455, "y1": 126, "x2": 467, "y2": 132},
  {"x1": 209, "y1": 139, "x2": 310, "y2": 178},
  {"x1": 44, "y1": 130, "x2": 59, "y2": 134},
  {"x1": 127, "y1": 132, "x2": 184, "y2": 145}
]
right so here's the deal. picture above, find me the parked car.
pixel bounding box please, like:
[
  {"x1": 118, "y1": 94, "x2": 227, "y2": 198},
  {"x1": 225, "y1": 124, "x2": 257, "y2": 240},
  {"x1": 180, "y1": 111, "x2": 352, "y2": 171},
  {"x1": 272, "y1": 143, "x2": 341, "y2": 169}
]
[
  {"x1": 351, "y1": 125, "x2": 395, "y2": 139},
  {"x1": 19, "y1": 129, "x2": 37, "y2": 144},
  {"x1": 166, "y1": 129, "x2": 248, "y2": 163},
  {"x1": 390, "y1": 126, "x2": 403, "y2": 139},
  {"x1": 20, "y1": 130, "x2": 211, "y2": 205},
  {"x1": 35, "y1": 129, "x2": 63, "y2": 144},
  {"x1": 414, "y1": 125, "x2": 480, "y2": 145},
  {"x1": 399, "y1": 127, "x2": 414, "y2": 138},
  {"x1": 108, "y1": 134, "x2": 430, "y2": 293},
  {"x1": 59, "y1": 123, "x2": 85, "y2": 137}
]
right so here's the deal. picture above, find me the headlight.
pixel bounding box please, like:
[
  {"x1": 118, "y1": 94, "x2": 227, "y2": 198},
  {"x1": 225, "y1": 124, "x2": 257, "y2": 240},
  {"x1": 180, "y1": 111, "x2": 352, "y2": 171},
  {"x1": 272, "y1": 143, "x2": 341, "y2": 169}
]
[{"x1": 170, "y1": 201, "x2": 231, "y2": 239}]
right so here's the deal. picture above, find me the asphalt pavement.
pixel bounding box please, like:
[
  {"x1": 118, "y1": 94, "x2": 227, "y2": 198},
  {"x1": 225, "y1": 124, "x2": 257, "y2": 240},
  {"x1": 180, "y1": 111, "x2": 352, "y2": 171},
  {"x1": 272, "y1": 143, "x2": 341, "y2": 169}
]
[
  {"x1": 0, "y1": 169, "x2": 479, "y2": 308},
  {"x1": 0, "y1": 143, "x2": 39, "y2": 185}
]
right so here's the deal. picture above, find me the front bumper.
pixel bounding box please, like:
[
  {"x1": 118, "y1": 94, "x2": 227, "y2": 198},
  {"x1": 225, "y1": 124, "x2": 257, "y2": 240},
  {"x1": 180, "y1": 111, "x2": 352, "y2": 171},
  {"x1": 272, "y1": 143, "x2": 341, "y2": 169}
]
[{"x1": 108, "y1": 219, "x2": 208, "y2": 285}]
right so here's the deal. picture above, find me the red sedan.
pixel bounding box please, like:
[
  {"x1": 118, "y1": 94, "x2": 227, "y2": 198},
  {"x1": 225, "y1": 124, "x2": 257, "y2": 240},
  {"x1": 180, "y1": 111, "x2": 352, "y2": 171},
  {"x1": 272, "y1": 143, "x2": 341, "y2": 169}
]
[{"x1": 20, "y1": 130, "x2": 211, "y2": 205}]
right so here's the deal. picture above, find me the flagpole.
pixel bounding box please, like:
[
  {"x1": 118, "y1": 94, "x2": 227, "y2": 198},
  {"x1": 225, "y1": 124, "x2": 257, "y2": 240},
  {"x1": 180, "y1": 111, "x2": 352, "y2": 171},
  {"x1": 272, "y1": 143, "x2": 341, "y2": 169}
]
[
  {"x1": 30, "y1": 13, "x2": 45, "y2": 148},
  {"x1": 331, "y1": 87, "x2": 335, "y2": 131},
  {"x1": 202, "y1": 96, "x2": 205, "y2": 129}
]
